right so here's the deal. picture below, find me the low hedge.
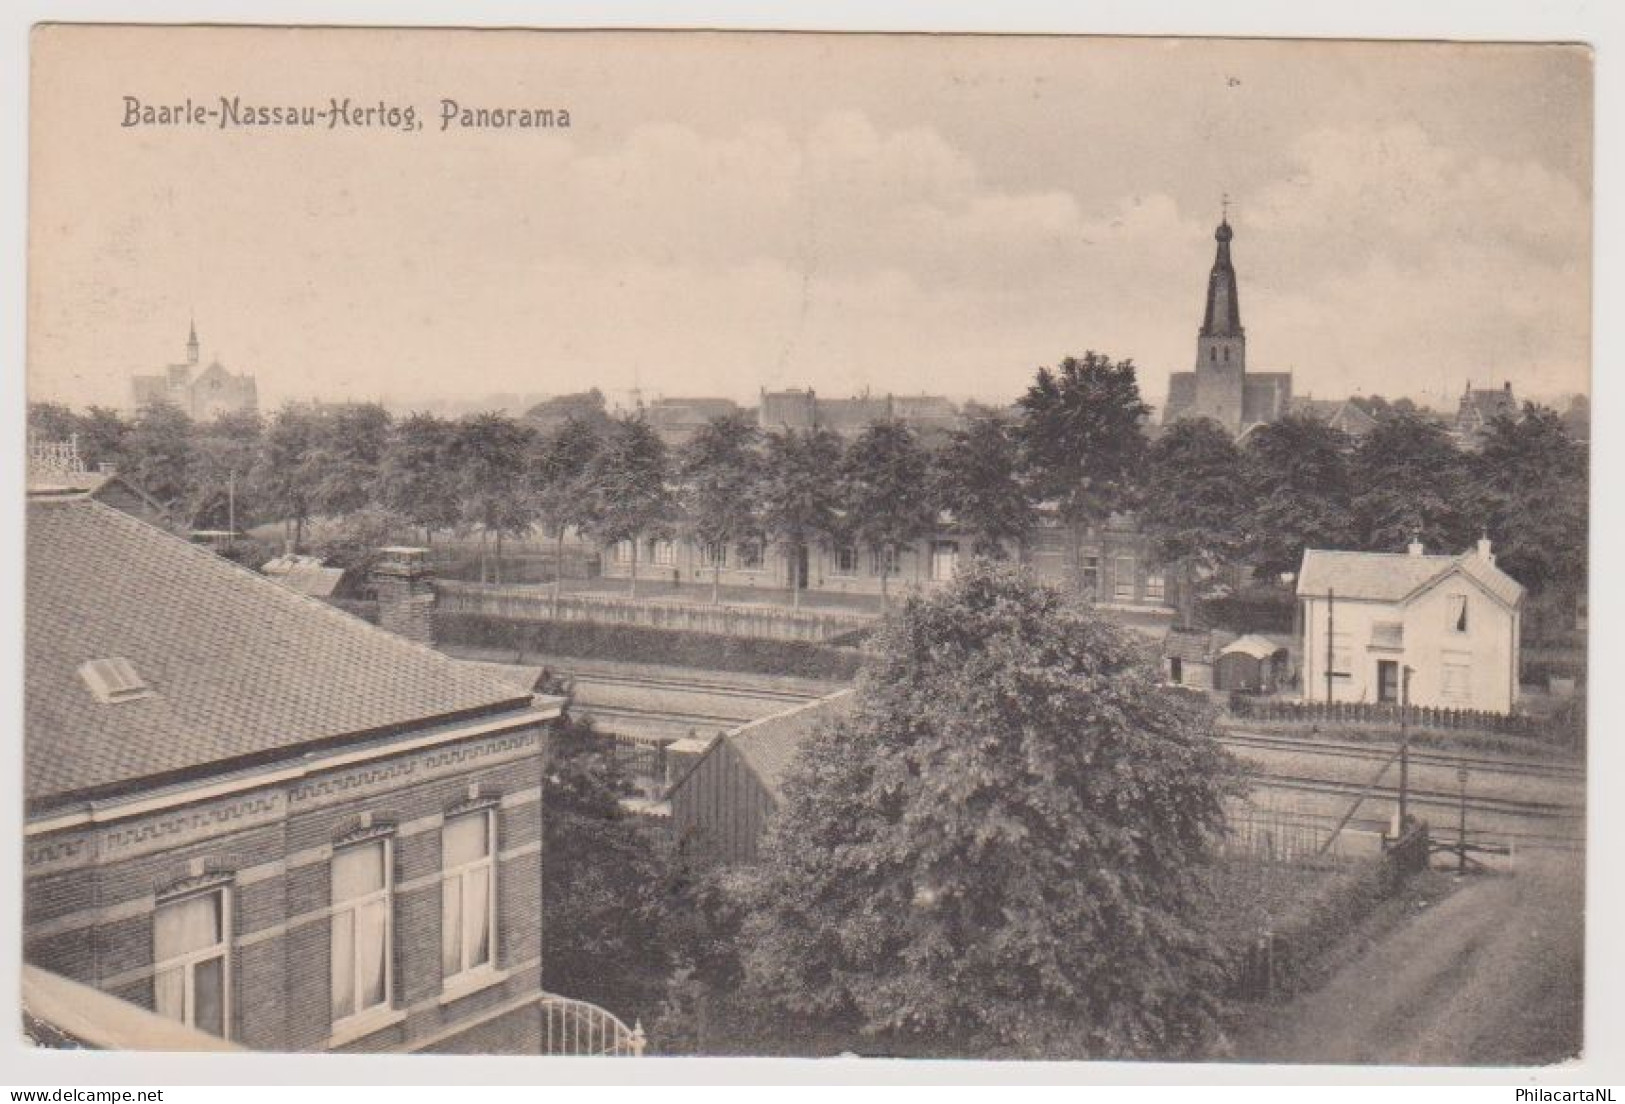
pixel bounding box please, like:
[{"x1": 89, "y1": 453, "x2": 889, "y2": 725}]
[{"x1": 432, "y1": 612, "x2": 865, "y2": 681}]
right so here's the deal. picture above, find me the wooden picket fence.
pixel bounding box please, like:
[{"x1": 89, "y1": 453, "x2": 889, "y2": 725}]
[{"x1": 1229, "y1": 695, "x2": 1539, "y2": 737}]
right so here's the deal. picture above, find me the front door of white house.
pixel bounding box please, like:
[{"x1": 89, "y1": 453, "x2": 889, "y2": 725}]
[{"x1": 1377, "y1": 660, "x2": 1400, "y2": 704}]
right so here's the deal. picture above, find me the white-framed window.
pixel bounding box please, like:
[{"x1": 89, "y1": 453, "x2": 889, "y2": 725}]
[
  {"x1": 870, "y1": 546, "x2": 899, "y2": 577},
  {"x1": 613, "y1": 539, "x2": 633, "y2": 565},
  {"x1": 330, "y1": 836, "x2": 392, "y2": 1025},
  {"x1": 1329, "y1": 629, "x2": 1354, "y2": 676},
  {"x1": 930, "y1": 541, "x2": 960, "y2": 582},
  {"x1": 1113, "y1": 556, "x2": 1137, "y2": 602},
  {"x1": 650, "y1": 538, "x2": 675, "y2": 567},
  {"x1": 1448, "y1": 594, "x2": 1469, "y2": 634},
  {"x1": 698, "y1": 542, "x2": 726, "y2": 569},
  {"x1": 832, "y1": 546, "x2": 859, "y2": 576},
  {"x1": 736, "y1": 541, "x2": 764, "y2": 571},
  {"x1": 153, "y1": 886, "x2": 231, "y2": 1038},
  {"x1": 1145, "y1": 572, "x2": 1166, "y2": 602},
  {"x1": 441, "y1": 810, "x2": 497, "y2": 983},
  {"x1": 1080, "y1": 554, "x2": 1101, "y2": 595}
]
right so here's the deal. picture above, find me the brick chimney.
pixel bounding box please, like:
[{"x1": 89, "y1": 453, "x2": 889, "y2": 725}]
[
  {"x1": 1476, "y1": 535, "x2": 1495, "y2": 564},
  {"x1": 371, "y1": 546, "x2": 435, "y2": 644}
]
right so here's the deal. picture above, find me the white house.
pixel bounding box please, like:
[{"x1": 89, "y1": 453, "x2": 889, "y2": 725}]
[{"x1": 1295, "y1": 538, "x2": 1525, "y2": 714}]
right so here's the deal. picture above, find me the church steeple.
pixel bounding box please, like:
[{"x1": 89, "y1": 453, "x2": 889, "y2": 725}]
[
  {"x1": 186, "y1": 316, "x2": 200, "y2": 366},
  {"x1": 1200, "y1": 212, "x2": 1243, "y2": 338}
]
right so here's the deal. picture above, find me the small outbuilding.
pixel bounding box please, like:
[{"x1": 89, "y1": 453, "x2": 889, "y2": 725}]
[
  {"x1": 1161, "y1": 628, "x2": 1221, "y2": 690},
  {"x1": 1214, "y1": 634, "x2": 1289, "y2": 693},
  {"x1": 667, "y1": 689, "x2": 855, "y2": 867}
]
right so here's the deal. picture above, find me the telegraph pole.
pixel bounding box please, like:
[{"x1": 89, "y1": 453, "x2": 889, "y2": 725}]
[
  {"x1": 1397, "y1": 665, "x2": 1413, "y2": 831},
  {"x1": 227, "y1": 469, "x2": 237, "y2": 542},
  {"x1": 1325, "y1": 588, "x2": 1335, "y2": 703},
  {"x1": 1457, "y1": 766, "x2": 1470, "y2": 874}
]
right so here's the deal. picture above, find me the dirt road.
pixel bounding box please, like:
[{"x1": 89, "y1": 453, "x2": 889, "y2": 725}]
[{"x1": 1230, "y1": 852, "x2": 1584, "y2": 1066}]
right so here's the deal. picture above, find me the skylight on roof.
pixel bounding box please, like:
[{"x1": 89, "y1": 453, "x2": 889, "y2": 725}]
[{"x1": 79, "y1": 657, "x2": 153, "y2": 704}]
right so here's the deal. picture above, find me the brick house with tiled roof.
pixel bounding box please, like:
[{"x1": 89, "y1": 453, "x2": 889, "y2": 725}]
[{"x1": 23, "y1": 490, "x2": 637, "y2": 1053}]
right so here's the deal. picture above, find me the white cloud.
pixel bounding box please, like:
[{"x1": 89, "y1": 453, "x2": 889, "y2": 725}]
[{"x1": 29, "y1": 103, "x2": 1589, "y2": 412}]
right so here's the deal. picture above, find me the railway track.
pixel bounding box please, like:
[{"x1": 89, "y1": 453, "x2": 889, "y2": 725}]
[
  {"x1": 1228, "y1": 805, "x2": 1586, "y2": 852},
  {"x1": 1247, "y1": 770, "x2": 1583, "y2": 822},
  {"x1": 1220, "y1": 728, "x2": 1584, "y2": 782}
]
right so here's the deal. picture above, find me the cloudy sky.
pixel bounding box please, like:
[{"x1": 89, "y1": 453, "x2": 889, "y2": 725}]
[{"x1": 29, "y1": 28, "x2": 1591, "y2": 413}]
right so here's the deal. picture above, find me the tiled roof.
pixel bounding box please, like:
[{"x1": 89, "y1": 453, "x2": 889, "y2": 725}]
[
  {"x1": 1161, "y1": 628, "x2": 1223, "y2": 663},
  {"x1": 728, "y1": 690, "x2": 856, "y2": 802},
  {"x1": 450, "y1": 660, "x2": 549, "y2": 694},
  {"x1": 26, "y1": 497, "x2": 534, "y2": 810},
  {"x1": 1440, "y1": 554, "x2": 1526, "y2": 609},
  {"x1": 1219, "y1": 634, "x2": 1280, "y2": 661},
  {"x1": 1297, "y1": 549, "x2": 1458, "y2": 602},
  {"x1": 1296, "y1": 547, "x2": 1524, "y2": 608}
]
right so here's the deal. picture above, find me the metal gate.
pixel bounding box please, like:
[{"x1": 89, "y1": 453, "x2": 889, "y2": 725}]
[{"x1": 538, "y1": 993, "x2": 646, "y2": 1056}]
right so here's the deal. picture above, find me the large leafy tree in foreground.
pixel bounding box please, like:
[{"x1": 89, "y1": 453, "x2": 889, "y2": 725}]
[{"x1": 737, "y1": 561, "x2": 1239, "y2": 1058}]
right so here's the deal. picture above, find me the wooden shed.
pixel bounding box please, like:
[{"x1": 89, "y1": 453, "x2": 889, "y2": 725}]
[
  {"x1": 1161, "y1": 628, "x2": 1220, "y2": 690},
  {"x1": 667, "y1": 690, "x2": 856, "y2": 868},
  {"x1": 1214, "y1": 633, "x2": 1288, "y2": 693}
]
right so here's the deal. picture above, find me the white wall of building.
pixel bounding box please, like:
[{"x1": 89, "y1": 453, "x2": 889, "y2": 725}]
[{"x1": 1299, "y1": 571, "x2": 1519, "y2": 714}]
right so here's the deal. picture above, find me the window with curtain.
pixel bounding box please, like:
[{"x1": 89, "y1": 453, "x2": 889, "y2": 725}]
[
  {"x1": 153, "y1": 888, "x2": 229, "y2": 1038},
  {"x1": 441, "y1": 810, "x2": 496, "y2": 982},
  {"x1": 330, "y1": 838, "x2": 391, "y2": 1023}
]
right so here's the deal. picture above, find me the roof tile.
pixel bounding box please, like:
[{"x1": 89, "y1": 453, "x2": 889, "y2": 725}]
[{"x1": 27, "y1": 498, "x2": 531, "y2": 808}]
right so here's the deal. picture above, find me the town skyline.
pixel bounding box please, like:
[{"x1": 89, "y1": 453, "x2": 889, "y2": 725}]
[{"x1": 28, "y1": 30, "x2": 1591, "y2": 414}]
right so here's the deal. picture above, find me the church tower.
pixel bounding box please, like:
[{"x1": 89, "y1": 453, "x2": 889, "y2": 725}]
[
  {"x1": 1191, "y1": 214, "x2": 1246, "y2": 431},
  {"x1": 186, "y1": 317, "x2": 200, "y2": 367}
]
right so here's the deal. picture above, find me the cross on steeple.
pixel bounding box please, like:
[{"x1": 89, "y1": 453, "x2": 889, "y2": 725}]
[{"x1": 1221, "y1": 192, "x2": 1230, "y2": 222}]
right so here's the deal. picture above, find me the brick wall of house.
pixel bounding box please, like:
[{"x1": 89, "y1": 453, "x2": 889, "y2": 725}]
[{"x1": 23, "y1": 716, "x2": 550, "y2": 1054}]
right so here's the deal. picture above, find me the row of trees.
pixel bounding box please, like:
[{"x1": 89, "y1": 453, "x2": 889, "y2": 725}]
[
  {"x1": 1140, "y1": 403, "x2": 1588, "y2": 602},
  {"x1": 29, "y1": 353, "x2": 1587, "y2": 605}
]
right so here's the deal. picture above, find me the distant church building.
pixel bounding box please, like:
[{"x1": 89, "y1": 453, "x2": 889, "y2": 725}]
[
  {"x1": 1163, "y1": 215, "x2": 1292, "y2": 436},
  {"x1": 131, "y1": 321, "x2": 258, "y2": 419}
]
